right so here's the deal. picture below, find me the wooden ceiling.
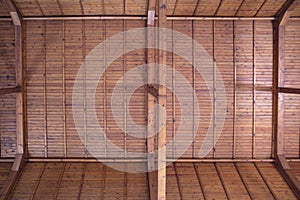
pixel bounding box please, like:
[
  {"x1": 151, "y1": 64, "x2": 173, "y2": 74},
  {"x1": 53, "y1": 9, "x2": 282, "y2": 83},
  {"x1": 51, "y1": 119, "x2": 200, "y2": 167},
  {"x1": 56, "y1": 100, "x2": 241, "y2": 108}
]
[{"x1": 0, "y1": 0, "x2": 299, "y2": 17}]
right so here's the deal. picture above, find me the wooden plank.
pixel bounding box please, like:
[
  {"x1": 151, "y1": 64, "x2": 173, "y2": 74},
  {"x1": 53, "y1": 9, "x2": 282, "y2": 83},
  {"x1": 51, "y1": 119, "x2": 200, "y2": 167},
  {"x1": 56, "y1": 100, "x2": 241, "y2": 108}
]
[
  {"x1": 0, "y1": 86, "x2": 21, "y2": 95},
  {"x1": 3, "y1": 0, "x2": 21, "y2": 25},
  {"x1": 157, "y1": 0, "x2": 167, "y2": 199}
]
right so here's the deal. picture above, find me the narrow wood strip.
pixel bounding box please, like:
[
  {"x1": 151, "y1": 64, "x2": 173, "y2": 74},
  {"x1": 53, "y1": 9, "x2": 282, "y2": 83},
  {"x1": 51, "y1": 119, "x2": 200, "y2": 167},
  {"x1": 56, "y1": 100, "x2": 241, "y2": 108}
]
[
  {"x1": 193, "y1": 163, "x2": 207, "y2": 200},
  {"x1": 233, "y1": 20, "x2": 236, "y2": 159},
  {"x1": 82, "y1": 19, "x2": 87, "y2": 158},
  {"x1": 43, "y1": 21, "x2": 48, "y2": 158},
  {"x1": 30, "y1": 163, "x2": 46, "y2": 200},
  {"x1": 214, "y1": 163, "x2": 230, "y2": 199},
  {"x1": 252, "y1": 20, "x2": 256, "y2": 159},
  {"x1": 234, "y1": 0, "x2": 246, "y2": 16},
  {"x1": 100, "y1": 165, "x2": 106, "y2": 199},
  {"x1": 62, "y1": 20, "x2": 67, "y2": 158},
  {"x1": 234, "y1": 163, "x2": 253, "y2": 200},
  {"x1": 27, "y1": 158, "x2": 275, "y2": 162},
  {"x1": 192, "y1": 20, "x2": 196, "y2": 158},
  {"x1": 123, "y1": 19, "x2": 127, "y2": 158},
  {"x1": 254, "y1": 163, "x2": 278, "y2": 200},
  {"x1": 56, "y1": 0, "x2": 64, "y2": 15},
  {"x1": 78, "y1": 163, "x2": 87, "y2": 199},
  {"x1": 172, "y1": 20, "x2": 176, "y2": 159},
  {"x1": 192, "y1": 0, "x2": 201, "y2": 16},
  {"x1": 34, "y1": 0, "x2": 44, "y2": 15},
  {"x1": 173, "y1": 163, "x2": 183, "y2": 199},
  {"x1": 53, "y1": 163, "x2": 66, "y2": 199},
  {"x1": 214, "y1": 0, "x2": 223, "y2": 16},
  {"x1": 254, "y1": 0, "x2": 268, "y2": 17},
  {"x1": 212, "y1": 20, "x2": 216, "y2": 158},
  {"x1": 21, "y1": 16, "x2": 276, "y2": 21},
  {"x1": 79, "y1": 0, "x2": 84, "y2": 15},
  {"x1": 103, "y1": 20, "x2": 107, "y2": 158}
]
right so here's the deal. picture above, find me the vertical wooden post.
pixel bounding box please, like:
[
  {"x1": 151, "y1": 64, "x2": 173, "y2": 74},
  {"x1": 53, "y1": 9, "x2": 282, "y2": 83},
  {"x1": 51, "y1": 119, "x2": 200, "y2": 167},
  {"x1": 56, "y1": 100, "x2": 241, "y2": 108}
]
[
  {"x1": 146, "y1": 0, "x2": 157, "y2": 199},
  {"x1": 158, "y1": 0, "x2": 167, "y2": 199}
]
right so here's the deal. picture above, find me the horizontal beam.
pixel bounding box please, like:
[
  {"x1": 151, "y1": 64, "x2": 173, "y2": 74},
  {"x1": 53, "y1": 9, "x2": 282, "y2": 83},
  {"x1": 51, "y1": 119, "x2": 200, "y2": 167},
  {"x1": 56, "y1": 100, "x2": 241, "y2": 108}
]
[
  {"x1": 26, "y1": 158, "x2": 279, "y2": 163},
  {"x1": 0, "y1": 86, "x2": 21, "y2": 95},
  {"x1": 279, "y1": 87, "x2": 300, "y2": 94},
  {"x1": 14, "y1": 16, "x2": 277, "y2": 21}
]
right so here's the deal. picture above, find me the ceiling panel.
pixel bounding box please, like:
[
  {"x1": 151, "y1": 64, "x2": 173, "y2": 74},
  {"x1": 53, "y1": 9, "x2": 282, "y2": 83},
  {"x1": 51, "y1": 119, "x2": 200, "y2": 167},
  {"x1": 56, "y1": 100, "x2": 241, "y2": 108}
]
[
  {"x1": 173, "y1": 0, "x2": 198, "y2": 16},
  {"x1": 59, "y1": 0, "x2": 82, "y2": 15},
  {"x1": 38, "y1": 0, "x2": 62, "y2": 15},
  {"x1": 215, "y1": 0, "x2": 242, "y2": 16},
  {"x1": 291, "y1": 1, "x2": 300, "y2": 17},
  {"x1": 81, "y1": 0, "x2": 104, "y2": 15},
  {"x1": 103, "y1": 0, "x2": 124, "y2": 15},
  {"x1": 125, "y1": 0, "x2": 147, "y2": 15},
  {"x1": 0, "y1": 0, "x2": 10, "y2": 16},
  {"x1": 194, "y1": 0, "x2": 221, "y2": 16},
  {"x1": 14, "y1": 0, "x2": 43, "y2": 16},
  {"x1": 9, "y1": 0, "x2": 292, "y2": 17},
  {"x1": 235, "y1": 0, "x2": 265, "y2": 17},
  {"x1": 256, "y1": 0, "x2": 287, "y2": 17}
]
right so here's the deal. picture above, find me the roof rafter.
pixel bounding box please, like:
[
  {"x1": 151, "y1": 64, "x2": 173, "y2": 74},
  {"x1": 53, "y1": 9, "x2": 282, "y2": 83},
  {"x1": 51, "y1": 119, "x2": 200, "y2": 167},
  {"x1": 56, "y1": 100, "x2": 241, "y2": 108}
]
[{"x1": 4, "y1": 0, "x2": 21, "y2": 25}]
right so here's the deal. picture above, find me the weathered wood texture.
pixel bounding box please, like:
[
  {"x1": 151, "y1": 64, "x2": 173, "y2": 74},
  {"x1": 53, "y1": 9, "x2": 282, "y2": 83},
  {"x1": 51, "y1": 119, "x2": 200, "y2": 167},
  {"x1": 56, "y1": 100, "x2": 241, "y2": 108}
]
[
  {"x1": 0, "y1": 21, "x2": 17, "y2": 158},
  {"x1": 4, "y1": 0, "x2": 293, "y2": 17},
  {"x1": 0, "y1": 163, "x2": 12, "y2": 192},
  {"x1": 22, "y1": 19, "x2": 277, "y2": 159},
  {"x1": 8, "y1": 162, "x2": 298, "y2": 199}
]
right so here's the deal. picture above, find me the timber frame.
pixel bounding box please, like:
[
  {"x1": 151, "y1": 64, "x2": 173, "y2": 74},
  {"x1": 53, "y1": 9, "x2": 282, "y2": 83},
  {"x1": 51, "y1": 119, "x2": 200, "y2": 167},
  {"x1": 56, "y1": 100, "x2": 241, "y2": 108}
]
[
  {"x1": 0, "y1": 1, "x2": 25, "y2": 200},
  {"x1": 273, "y1": 0, "x2": 300, "y2": 198}
]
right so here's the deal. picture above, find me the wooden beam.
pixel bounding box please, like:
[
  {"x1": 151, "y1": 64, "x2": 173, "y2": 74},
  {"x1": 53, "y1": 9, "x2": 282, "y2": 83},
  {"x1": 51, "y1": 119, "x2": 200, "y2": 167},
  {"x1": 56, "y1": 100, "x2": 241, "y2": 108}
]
[
  {"x1": 146, "y1": 0, "x2": 157, "y2": 199},
  {"x1": 275, "y1": 155, "x2": 300, "y2": 199},
  {"x1": 3, "y1": 0, "x2": 21, "y2": 25},
  {"x1": 276, "y1": 0, "x2": 298, "y2": 26},
  {"x1": 279, "y1": 87, "x2": 300, "y2": 94},
  {"x1": 157, "y1": 0, "x2": 167, "y2": 199},
  {"x1": 15, "y1": 25, "x2": 24, "y2": 155},
  {"x1": 0, "y1": 86, "x2": 21, "y2": 95},
  {"x1": 0, "y1": 154, "x2": 25, "y2": 200},
  {"x1": 20, "y1": 16, "x2": 276, "y2": 21}
]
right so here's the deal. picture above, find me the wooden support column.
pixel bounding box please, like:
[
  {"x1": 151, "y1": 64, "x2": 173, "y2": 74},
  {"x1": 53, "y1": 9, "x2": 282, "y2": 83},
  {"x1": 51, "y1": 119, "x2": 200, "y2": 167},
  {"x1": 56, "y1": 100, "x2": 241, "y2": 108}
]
[
  {"x1": 146, "y1": 0, "x2": 158, "y2": 199},
  {"x1": 273, "y1": 0, "x2": 300, "y2": 198},
  {"x1": 157, "y1": 0, "x2": 167, "y2": 199}
]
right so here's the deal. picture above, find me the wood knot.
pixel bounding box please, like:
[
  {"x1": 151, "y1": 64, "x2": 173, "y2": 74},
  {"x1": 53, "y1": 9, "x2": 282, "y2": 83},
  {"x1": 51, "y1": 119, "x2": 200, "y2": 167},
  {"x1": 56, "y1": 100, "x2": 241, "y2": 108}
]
[{"x1": 160, "y1": 4, "x2": 167, "y2": 9}]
